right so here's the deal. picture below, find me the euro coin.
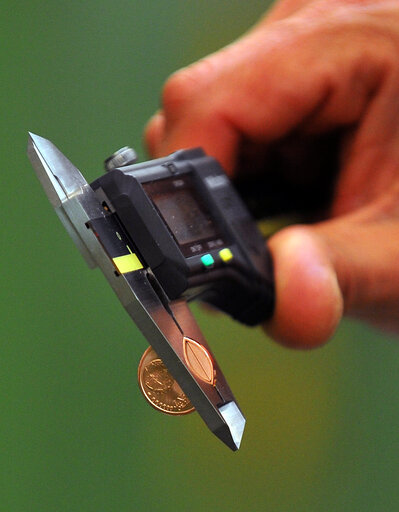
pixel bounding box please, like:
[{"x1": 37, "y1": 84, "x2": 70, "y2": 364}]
[{"x1": 138, "y1": 346, "x2": 195, "y2": 415}]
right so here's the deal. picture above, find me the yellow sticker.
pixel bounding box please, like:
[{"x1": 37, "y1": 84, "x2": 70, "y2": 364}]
[{"x1": 112, "y1": 253, "x2": 143, "y2": 274}]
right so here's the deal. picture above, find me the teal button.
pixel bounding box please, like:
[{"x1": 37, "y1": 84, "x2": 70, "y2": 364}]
[{"x1": 201, "y1": 254, "x2": 214, "y2": 267}]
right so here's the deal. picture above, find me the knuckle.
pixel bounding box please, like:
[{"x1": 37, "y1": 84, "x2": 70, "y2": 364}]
[
  {"x1": 161, "y1": 67, "x2": 199, "y2": 113},
  {"x1": 161, "y1": 57, "x2": 217, "y2": 114}
]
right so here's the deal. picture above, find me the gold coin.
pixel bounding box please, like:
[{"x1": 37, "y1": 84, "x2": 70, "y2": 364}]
[{"x1": 138, "y1": 347, "x2": 195, "y2": 415}]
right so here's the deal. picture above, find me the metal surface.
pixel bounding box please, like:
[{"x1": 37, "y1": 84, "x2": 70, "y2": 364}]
[
  {"x1": 104, "y1": 146, "x2": 137, "y2": 171},
  {"x1": 27, "y1": 133, "x2": 245, "y2": 451}
]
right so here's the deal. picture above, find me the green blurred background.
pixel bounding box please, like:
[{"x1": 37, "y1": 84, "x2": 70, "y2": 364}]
[{"x1": 2, "y1": 1, "x2": 399, "y2": 511}]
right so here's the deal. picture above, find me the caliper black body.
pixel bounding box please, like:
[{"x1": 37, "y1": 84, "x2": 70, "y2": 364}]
[{"x1": 91, "y1": 148, "x2": 274, "y2": 326}]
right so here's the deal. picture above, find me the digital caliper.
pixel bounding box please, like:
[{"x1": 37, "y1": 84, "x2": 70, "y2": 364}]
[{"x1": 27, "y1": 133, "x2": 274, "y2": 451}]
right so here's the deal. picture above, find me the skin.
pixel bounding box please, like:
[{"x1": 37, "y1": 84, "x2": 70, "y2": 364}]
[{"x1": 145, "y1": 0, "x2": 399, "y2": 348}]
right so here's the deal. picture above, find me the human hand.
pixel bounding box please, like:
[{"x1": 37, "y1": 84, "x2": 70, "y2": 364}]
[{"x1": 145, "y1": 0, "x2": 399, "y2": 348}]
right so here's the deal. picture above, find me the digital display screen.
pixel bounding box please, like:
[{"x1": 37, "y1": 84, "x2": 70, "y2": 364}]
[{"x1": 143, "y1": 177, "x2": 219, "y2": 247}]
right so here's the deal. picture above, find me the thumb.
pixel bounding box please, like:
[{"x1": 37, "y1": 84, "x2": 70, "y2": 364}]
[{"x1": 266, "y1": 201, "x2": 399, "y2": 347}]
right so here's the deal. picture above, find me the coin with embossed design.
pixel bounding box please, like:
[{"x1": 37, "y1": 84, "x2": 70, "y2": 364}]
[{"x1": 138, "y1": 346, "x2": 195, "y2": 415}]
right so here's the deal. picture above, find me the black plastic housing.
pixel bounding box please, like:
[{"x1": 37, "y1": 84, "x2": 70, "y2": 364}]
[{"x1": 90, "y1": 148, "x2": 274, "y2": 325}]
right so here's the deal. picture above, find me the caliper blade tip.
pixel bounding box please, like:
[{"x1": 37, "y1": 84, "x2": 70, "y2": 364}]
[
  {"x1": 27, "y1": 132, "x2": 87, "y2": 205},
  {"x1": 27, "y1": 132, "x2": 98, "y2": 269},
  {"x1": 28, "y1": 131, "x2": 46, "y2": 145},
  {"x1": 216, "y1": 402, "x2": 246, "y2": 451},
  {"x1": 27, "y1": 132, "x2": 66, "y2": 207}
]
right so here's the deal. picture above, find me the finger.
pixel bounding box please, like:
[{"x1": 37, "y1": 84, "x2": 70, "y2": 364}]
[
  {"x1": 156, "y1": 6, "x2": 389, "y2": 169},
  {"x1": 158, "y1": 29, "x2": 328, "y2": 161},
  {"x1": 159, "y1": 108, "x2": 239, "y2": 173},
  {"x1": 265, "y1": 226, "x2": 343, "y2": 348},
  {"x1": 332, "y1": 69, "x2": 399, "y2": 215},
  {"x1": 265, "y1": 198, "x2": 399, "y2": 347},
  {"x1": 156, "y1": 61, "x2": 241, "y2": 171},
  {"x1": 144, "y1": 110, "x2": 165, "y2": 157}
]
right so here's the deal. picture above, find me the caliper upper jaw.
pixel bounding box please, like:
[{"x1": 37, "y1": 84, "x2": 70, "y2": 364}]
[{"x1": 28, "y1": 132, "x2": 99, "y2": 269}]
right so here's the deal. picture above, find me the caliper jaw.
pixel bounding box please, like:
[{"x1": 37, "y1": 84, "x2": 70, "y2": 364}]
[{"x1": 27, "y1": 133, "x2": 245, "y2": 451}]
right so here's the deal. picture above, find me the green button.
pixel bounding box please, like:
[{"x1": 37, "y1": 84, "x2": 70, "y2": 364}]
[
  {"x1": 219, "y1": 248, "x2": 233, "y2": 262},
  {"x1": 201, "y1": 254, "x2": 214, "y2": 267}
]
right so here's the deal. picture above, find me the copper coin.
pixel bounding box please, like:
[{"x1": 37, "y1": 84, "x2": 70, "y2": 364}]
[{"x1": 138, "y1": 346, "x2": 195, "y2": 415}]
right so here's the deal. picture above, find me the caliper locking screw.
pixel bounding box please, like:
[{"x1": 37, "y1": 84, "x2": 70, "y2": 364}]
[{"x1": 104, "y1": 147, "x2": 138, "y2": 171}]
